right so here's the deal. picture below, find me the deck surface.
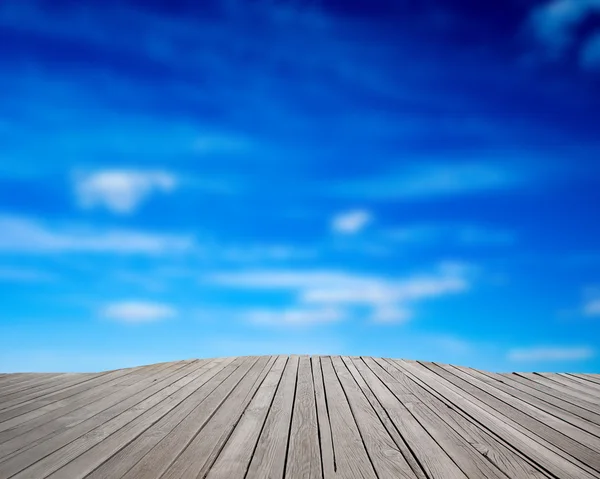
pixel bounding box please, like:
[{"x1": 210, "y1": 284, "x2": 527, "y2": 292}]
[{"x1": 1, "y1": 355, "x2": 600, "y2": 478}]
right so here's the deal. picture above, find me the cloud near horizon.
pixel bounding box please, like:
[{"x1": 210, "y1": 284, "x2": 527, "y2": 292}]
[
  {"x1": 101, "y1": 300, "x2": 177, "y2": 323},
  {"x1": 209, "y1": 262, "x2": 472, "y2": 325},
  {"x1": 507, "y1": 346, "x2": 595, "y2": 362}
]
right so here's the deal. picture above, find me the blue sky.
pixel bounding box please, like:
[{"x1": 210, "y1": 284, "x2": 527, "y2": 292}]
[{"x1": 1, "y1": 0, "x2": 599, "y2": 373}]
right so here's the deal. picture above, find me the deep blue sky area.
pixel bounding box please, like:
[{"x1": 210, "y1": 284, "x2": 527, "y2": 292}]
[{"x1": 0, "y1": 0, "x2": 599, "y2": 372}]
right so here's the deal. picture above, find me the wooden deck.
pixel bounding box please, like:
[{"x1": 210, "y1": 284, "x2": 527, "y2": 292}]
[{"x1": 1, "y1": 356, "x2": 600, "y2": 478}]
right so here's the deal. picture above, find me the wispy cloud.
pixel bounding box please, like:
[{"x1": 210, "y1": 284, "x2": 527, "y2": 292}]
[
  {"x1": 507, "y1": 346, "x2": 594, "y2": 362},
  {"x1": 331, "y1": 209, "x2": 372, "y2": 234},
  {"x1": 74, "y1": 169, "x2": 177, "y2": 214},
  {"x1": 529, "y1": 0, "x2": 600, "y2": 63},
  {"x1": 584, "y1": 300, "x2": 600, "y2": 316},
  {"x1": 385, "y1": 223, "x2": 515, "y2": 246},
  {"x1": 0, "y1": 214, "x2": 193, "y2": 255},
  {"x1": 101, "y1": 301, "x2": 177, "y2": 323},
  {"x1": 583, "y1": 286, "x2": 600, "y2": 316},
  {"x1": 336, "y1": 162, "x2": 523, "y2": 200},
  {"x1": 245, "y1": 306, "x2": 344, "y2": 326},
  {"x1": 0, "y1": 267, "x2": 54, "y2": 282},
  {"x1": 581, "y1": 32, "x2": 600, "y2": 70},
  {"x1": 209, "y1": 261, "x2": 472, "y2": 325}
]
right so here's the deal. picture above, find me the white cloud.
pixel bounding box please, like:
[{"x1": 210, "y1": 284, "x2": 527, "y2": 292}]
[
  {"x1": 331, "y1": 209, "x2": 372, "y2": 234},
  {"x1": 101, "y1": 301, "x2": 177, "y2": 323},
  {"x1": 209, "y1": 261, "x2": 472, "y2": 324},
  {"x1": 244, "y1": 306, "x2": 344, "y2": 326},
  {"x1": 0, "y1": 214, "x2": 192, "y2": 255},
  {"x1": 584, "y1": 299, "x2": 600, "y2": 316},
  {"x1": 336, "y1": 162, "x2": 521, "y2": 200},
  {"x1": 581, "y1": 32, "x2": 600, "y2": 70},
  {"x1": 219, "y1": 245, "x2": 317, "y2": 262},
  {"x1": 74, "y1": 169, "x2": 177, "y2": 214},
  {"x1": 508, "y1": 346, "x2": 594, "y2": 362},
  {"x1": 581, "y1": 285, "x2": 600, "y2": 316},
  {"x1": 385, "y1": 223, "x2": 515, "y2": 246}
]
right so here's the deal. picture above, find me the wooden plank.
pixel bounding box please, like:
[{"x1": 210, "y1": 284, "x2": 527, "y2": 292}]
[
  {"x1": 0, "y1": 362, "x2": 160, "y2": 429},
  {"x1": 0, "y1": 374, "x2": 73, "y2": 400},
  {"x1": 539, "y1": 373, "x2": 600, "y2": 398},
  {"x1": 244, "y1": 355, "x2": 299, "y2": 479},
  {"x1": 311, "y1": 356, "x2": 335, "y2": 479},
  {"x1": 0, "y1": 373, "x2": 110, "y2": 412},
  {"x1": 206, "y1": 356, "x2": 288, "y2": 479},
  {"x1": 0, "y1": 360, "x2": 205, "y2": 478},
  {"x1": 381, "y1": 359, "x2": 550, "y2": 479},
  {"x1": 367, "y1": 358, "x2": 511, "y2": 479},
  {"x1": 10, "y1": 360, "x2": 215, "y2": 479},
  {"x1": 319, "y1": 356, "x2": 377, "y2": 478},
  {"x1": 0, "y1": 361, "x2": 193, "y2": 462},
  {"x1": 0, "y1": 374, "x2": 66, "y2": 396},
  {"x1": 360, "y1": 357, "x2": 473, "y2": 479},
  {"x1": 502, "y1": 373, "x2": 600, "y2": 418},
  {"x1": 285, "y1": 355, "x2": 321, "y2": 479},
  {"x1": 449, "y1": 366, "x2": 600, "y2": 447},
  {"x1": 120, "y1": 356, "x2": 265, "y2": 479},
  {"x1": 515, "y1": 374, "x2": 600, "y2": 412},
  {"x1": 557, "y1": 374, "x2": 600, "y2": 393},
  {"x1": 159, "y1": 355, "x2": 276, "y2": 479},
  {"x1": 44, "y1": 359, "x2": 235, "y2": 479},
  {"x1": 427, "y1": 363, "x2": 600, "y2": 474},
  {"x1": 342, "y1": 357, "x2": 427, "y2": 479},
  {"x1": 568, "y1": 374, "x2": 600, "y2": 387},
  {"x1": 477, "y1": 370, "x2": 600, "y2": 428},
  {"x1": 393, "y1": 359, "x2": 599, "y2": 479},
  {"x1": 84, "y1": 358, "x2": 241, "y2": 479},
  {"x1": 331, "y1": 356, "x2": 420, "y2": 479}
]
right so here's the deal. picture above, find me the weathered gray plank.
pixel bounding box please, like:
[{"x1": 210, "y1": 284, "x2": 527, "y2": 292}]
[
  {"x1": 343, "y1": 357, "x2": 427, "y2": 479},
  {"x1": 0, "y1": 361, "x2": 192, "y2": 462},
  {"x1": 539, "y1": 373, "x2": 600, "y2": 398},
  {"x1": 479, "y1": 370, "x2": 600, "y2": 428},
  {"x1": 384, "y1": 359, "x2": 549, "y2": 479},
  {"x1": 394, "y1": 360, "x2": 598, "y2": 479},
  {"x1": 207, "y1": 356, "x2": 287, "y2": 479},
  {"x1": 428, "y1": 363, "x2": 600, "y2": 473},
  {"x1": 320, "y1": 356, "x2": 377, "y2": 478},
  {"x1": 516, "y1": 373, "x2": 600, "y2": 413},
  {"x1": 285, "y1": 355, "x2": 321, "y2": 479},
  {"x1": 120, "y1": 356, "x2": 264, "y2": 479},
  {"x1": 503, "y1": 373, "x2": 600, "y2": 418},
  {"x1": 360, "y1": 357, "x2": 468, "y2": 479},
  {"x1": 45, "y1": 359, "x2": 233, "y2": 479},
  {"x1": 312, "y1": 356, "x2": 335, "y2": 479},
  {"x1": 568, "y1": 374, "x2": 600, "y2": 387},
  {"x1": 0, "y1": 374, "x2": 74, "y2": 401},
  {"x1": 0, "y1": 362, "x2": 162, "y2": 430},
  {"x1": 160, "y1": 355, "x2": 276, "y2": 479},
  {"x1": 0, "y1": 360, "x2": 205, "y2": 478},
  {"x1": 0, "y1": 374, "x2": 66, "y2": 396},
  {"x1": 0, "y1": 373, "x2": 109, "y2": 412},
  {"x1": 1, "y1": 355, "x2": 600, "y2": 479},
  {"x1": 456, "y1": 366, "x2": 600, "y2": 438},
  {"x1": 557, "y1": 373, "x2": 600, "y2": 394},
  {"x1": 244, "y1": 355, "x2": 299, "y2": 479},
  {"x1": 83, "y1": 358, "x2": 236, "y2": 479}
]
